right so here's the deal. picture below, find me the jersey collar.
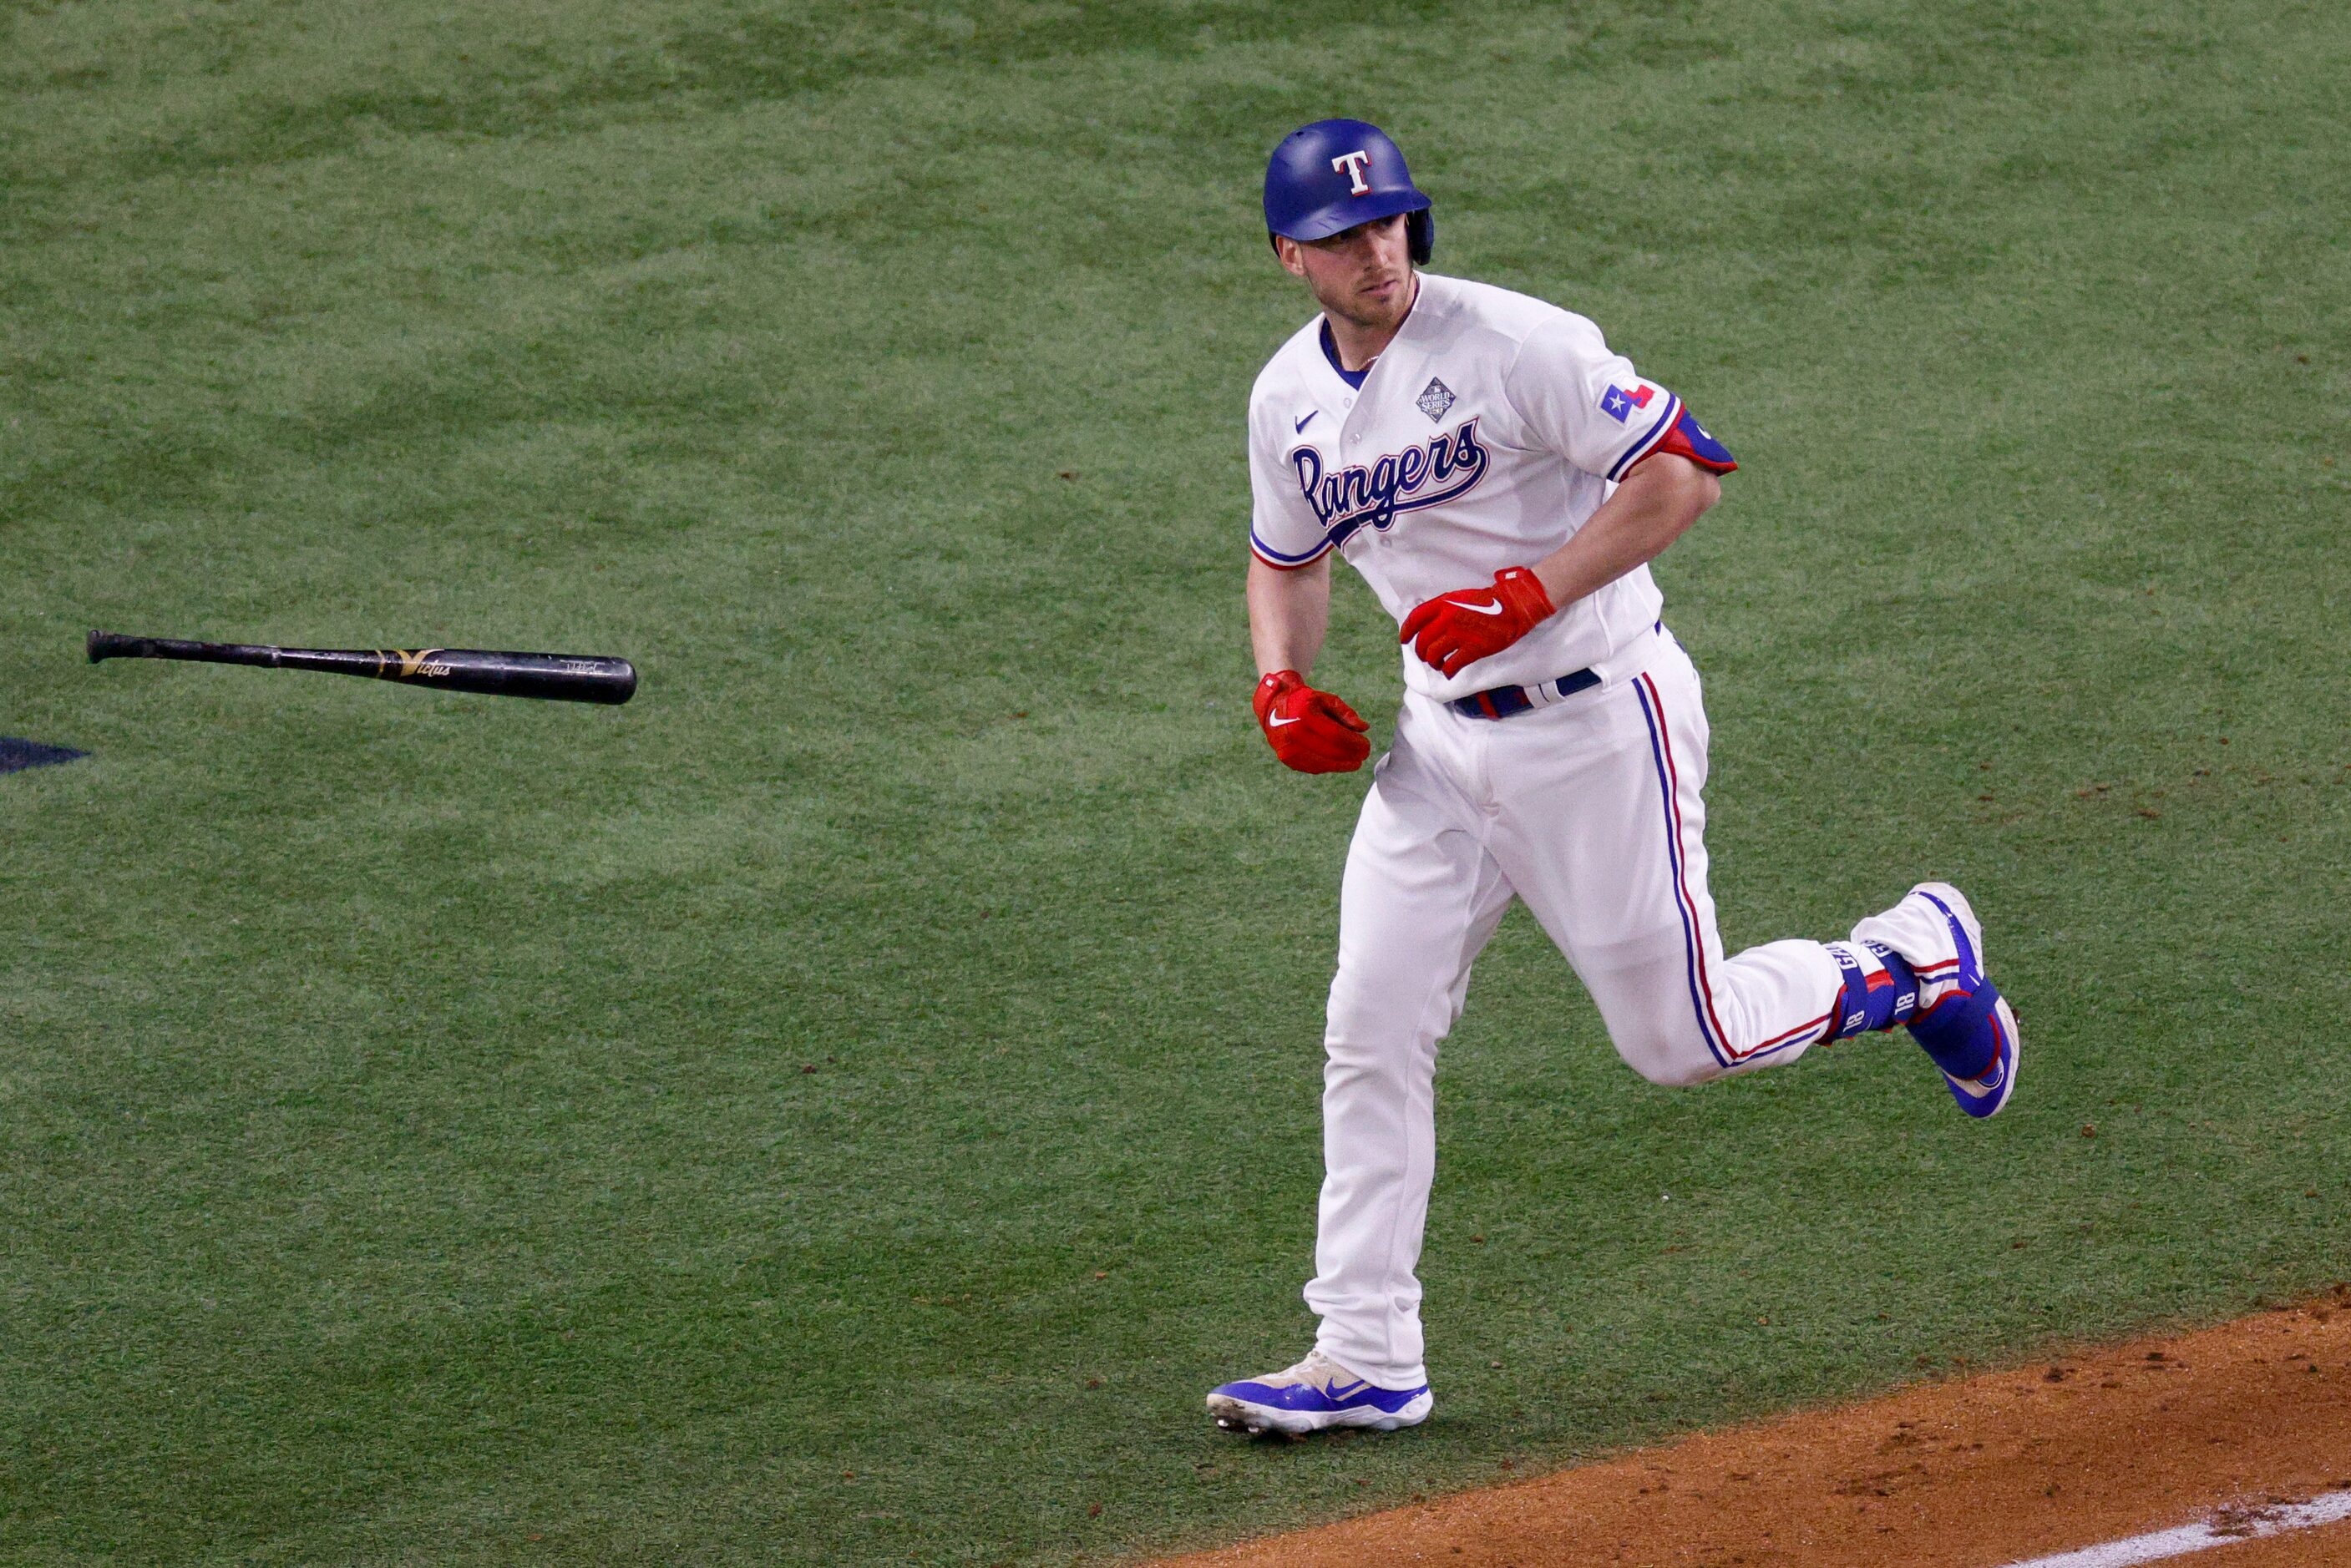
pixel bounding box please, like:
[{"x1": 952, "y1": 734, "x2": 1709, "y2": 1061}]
[{"x1": 1309, "y1": 273, "x2": 1425, "y2": 406}]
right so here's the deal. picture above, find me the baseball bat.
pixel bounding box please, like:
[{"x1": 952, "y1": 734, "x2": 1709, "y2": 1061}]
[{"x1": 87, "y1": 630, "x2": 637, "y2": 705}]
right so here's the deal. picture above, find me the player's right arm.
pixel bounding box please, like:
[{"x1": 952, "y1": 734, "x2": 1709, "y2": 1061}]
[
  {"x1": 1247, "y1": 554, "x2": 1371, "y2": 774},
  {"x1": 1249, "y1": 553, "x2": 1333, "y2": 677},
  {"x1": 1244, "y1": 378, "x2": 1371, "y2": 774}
]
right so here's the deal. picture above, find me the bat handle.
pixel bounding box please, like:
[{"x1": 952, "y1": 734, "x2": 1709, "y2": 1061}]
[{"x1": 88, "y1": 630, "x2": 282, "y2": 667}]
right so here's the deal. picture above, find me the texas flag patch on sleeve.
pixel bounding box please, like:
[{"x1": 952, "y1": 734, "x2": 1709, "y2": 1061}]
[{"x1": 1599, "y1": 382, "x2": 1656, "y2": 423}]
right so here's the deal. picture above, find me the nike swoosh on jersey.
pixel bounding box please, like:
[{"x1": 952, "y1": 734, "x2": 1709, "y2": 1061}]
[
  {"x1": 1455, "y1": 599, "x2": 1505, "y2": 615},
  {"x1": 1294, "y1": 411, "x2": 1319, "y2": 432},
  {"x1": 1268, "y1": 714, "x2": 1303, "y2": 727}
]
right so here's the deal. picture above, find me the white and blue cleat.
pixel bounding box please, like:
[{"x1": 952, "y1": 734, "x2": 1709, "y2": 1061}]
[
  {"x1": 1854, "y1": 880, "x2": 2021, "y2": 1120},
  {"x1": 1206, "y1": 1351, "x2": 1433, "y2": 1437}
]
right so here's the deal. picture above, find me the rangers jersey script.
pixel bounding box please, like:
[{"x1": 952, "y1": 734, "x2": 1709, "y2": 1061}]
[{"x1": 1248, "y1": 271, "x2": 1706, "y2": 700}]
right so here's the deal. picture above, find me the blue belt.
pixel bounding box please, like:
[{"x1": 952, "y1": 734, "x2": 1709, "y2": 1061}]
[{"x1": 1448, "y1": 665, "x2": 1602, "y2": 720}]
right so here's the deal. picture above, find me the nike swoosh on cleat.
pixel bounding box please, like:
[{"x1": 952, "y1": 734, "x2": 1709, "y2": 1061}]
[
  {"x1": 1323, "y1": 1378, "x2": 1369, "y2": 1400},
  {"x1": 1951, "y1": 1063, "x2": 2004, "y2": 1097},
  {"x1": 1295, "y1": 411, "x2": 1319, "y2": 432},
  {"x1": 1456, "y1": 599, "x2": 1505, "y2": 615}
]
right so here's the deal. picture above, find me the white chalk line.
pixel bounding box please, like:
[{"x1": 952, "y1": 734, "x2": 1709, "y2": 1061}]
[{"x1": 2000, "y1": 1489, "x2": 2351, "y2": 1567}]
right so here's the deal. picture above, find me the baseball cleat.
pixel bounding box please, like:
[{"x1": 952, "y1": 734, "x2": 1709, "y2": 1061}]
[
  {"x1": 1941, "y1": 992, "x2": 2021, "y2": 1117},
  {"x1": 1852, "y1": 882, "x2": 2022, "y2": 1120},
  {"x1": 1205, "y1": 1350, "x2": 1433, "y2": 1437}
]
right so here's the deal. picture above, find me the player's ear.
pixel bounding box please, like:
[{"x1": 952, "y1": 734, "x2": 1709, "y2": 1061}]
[{"x1": 1271, "y1": 232, "x2": 1309, "y2": 279}]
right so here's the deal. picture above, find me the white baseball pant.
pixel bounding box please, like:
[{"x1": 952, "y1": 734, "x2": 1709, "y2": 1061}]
[{"x1": 1308, "y1": 627, "x2": 1847, "y2": 1389}]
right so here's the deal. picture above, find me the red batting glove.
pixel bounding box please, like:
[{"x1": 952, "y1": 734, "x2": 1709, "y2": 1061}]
[
  {"x1": 1253, "y1": 670, "x2": 1371, "y2": 774},
  {"x1": 1399, "y1": 566, "x2": 1558, "y2": 678}
]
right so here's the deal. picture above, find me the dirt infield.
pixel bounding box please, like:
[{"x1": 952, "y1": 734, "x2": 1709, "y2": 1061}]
[{"x1": 1161, "y1": 1292, "x2": 2351, "y2": 1568}]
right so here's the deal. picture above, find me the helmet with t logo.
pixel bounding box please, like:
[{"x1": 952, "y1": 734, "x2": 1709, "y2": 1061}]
[{"x1": 1263, "y1": 119, "x2": 1435, "y2": 264}]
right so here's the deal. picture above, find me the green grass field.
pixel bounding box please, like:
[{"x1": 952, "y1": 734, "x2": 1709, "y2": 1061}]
[{"x1": 4, "y1": 1, "x2": 2347, "y2": 1562}]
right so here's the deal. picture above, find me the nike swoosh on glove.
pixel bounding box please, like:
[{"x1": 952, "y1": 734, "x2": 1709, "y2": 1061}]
[
  {"x1": 1254, "y1": 670, "x2": 1371, "y2": 774},
  {"x1": 1399, "y1": 566, "x2": 1558, "y2": 678}
]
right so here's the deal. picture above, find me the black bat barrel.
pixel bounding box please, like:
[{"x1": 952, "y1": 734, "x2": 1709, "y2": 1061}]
[{"x1": 88, "y1": 632, "x2": 637, "y2": 706}]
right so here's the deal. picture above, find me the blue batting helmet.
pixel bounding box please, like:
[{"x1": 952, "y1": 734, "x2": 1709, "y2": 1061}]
[{"x1": 1263, "y1": 119, "x2": 1434, "y2": 265}]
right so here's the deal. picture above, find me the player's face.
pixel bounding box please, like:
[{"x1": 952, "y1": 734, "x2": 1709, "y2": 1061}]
[{"x1": 1279, "y1": 214, "x2": 1415, "y2": 331}]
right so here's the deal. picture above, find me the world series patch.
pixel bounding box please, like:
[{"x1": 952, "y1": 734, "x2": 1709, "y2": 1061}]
[{"x1": 1416, "y1": 377, "x2": 1456, "y2": 421}]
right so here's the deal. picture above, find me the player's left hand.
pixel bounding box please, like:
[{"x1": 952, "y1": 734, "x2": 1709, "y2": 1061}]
[{"x1": 1399, "y1": 566, "x2": 1557, "y2": 677}]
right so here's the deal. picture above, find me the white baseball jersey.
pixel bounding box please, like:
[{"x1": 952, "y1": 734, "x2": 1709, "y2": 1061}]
[{"x1": 1247, "y1": 271, "x2": 1691, "y2": 701}]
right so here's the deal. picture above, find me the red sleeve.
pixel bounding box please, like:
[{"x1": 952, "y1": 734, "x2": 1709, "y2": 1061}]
[{"x1": 1628, "y1": 407, "x2": 1737, "y2": 475}]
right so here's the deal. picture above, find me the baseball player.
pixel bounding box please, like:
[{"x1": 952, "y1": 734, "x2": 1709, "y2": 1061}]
[{"x1": 1206, "y1": 120, "x2": 2022, "y2": 1439}]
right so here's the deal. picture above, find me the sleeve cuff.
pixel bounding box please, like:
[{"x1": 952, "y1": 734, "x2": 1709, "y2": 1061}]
[
  {"x1": 1604, "y1": 392, "x2": 1684, "y2": 481},
  {"x1": 1249, "y1": 532, "x2": 1334, "y2": 570}
]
